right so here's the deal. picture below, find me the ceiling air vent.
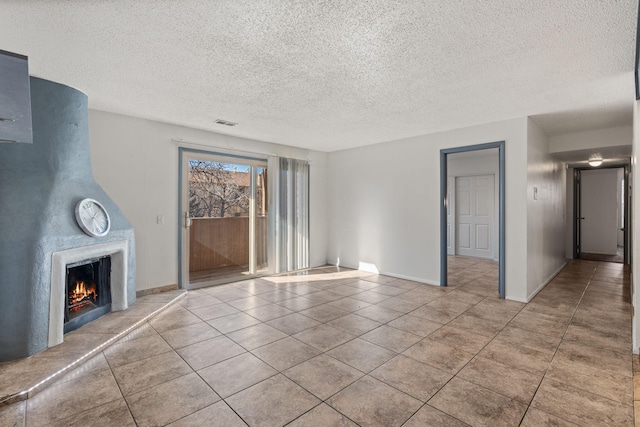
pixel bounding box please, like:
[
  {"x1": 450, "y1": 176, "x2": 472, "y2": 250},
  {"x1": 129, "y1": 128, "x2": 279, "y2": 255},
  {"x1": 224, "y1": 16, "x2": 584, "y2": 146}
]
[{"x1": 215, "y1": 119, "x2": 238, "y2": 127}]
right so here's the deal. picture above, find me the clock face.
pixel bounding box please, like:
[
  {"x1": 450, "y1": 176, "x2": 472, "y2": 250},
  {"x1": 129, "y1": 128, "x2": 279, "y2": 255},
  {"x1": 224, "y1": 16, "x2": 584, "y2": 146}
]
[{"x1": 75, "y1": 198, "x2": 111, "y2": 237}]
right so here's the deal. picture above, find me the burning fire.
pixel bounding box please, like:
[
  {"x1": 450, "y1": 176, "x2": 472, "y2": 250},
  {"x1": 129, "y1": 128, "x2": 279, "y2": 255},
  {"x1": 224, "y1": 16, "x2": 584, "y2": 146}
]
[{"x1": 69, "y1": 281, "x2": 97, "y2": 311}]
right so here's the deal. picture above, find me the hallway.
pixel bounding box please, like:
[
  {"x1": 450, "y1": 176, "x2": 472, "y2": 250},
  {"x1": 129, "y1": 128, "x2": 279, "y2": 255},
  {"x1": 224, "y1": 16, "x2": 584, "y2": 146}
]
[{"x1": 0, "y1": 260, "x2": 633, "y2": 426}]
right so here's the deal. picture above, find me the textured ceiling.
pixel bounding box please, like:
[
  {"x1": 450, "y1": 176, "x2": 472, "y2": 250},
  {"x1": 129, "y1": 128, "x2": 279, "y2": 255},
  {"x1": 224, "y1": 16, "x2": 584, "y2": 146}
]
[{"x1": 0, "y1": 1, "x2": 637, "y2": 152}]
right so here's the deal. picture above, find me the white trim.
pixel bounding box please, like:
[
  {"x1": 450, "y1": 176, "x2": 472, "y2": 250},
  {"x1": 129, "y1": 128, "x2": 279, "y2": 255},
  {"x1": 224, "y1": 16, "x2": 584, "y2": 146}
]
[{"x1": 49, "y1": 240, "x2": 128, "y2": 348}]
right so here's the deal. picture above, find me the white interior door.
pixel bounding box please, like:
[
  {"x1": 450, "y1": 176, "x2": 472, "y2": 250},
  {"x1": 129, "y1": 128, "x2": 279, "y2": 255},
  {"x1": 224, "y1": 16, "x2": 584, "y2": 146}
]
[
  {"x1": 456, "y1": 175, "x2": 494, "y2": 259},
  {"x1": 580, "y1": 169, "x2": 618, "y2": 255}
]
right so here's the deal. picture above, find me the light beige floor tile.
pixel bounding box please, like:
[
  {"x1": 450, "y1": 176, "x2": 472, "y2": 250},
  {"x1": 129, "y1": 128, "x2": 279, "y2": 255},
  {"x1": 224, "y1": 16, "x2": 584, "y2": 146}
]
[
  {"x1": 403, "y1": 404, "x2": 470, "y2": 427},
  {"x1": 288, "y1": 403, "x2": 358, "y2": 427},
  {"x1": 148, "y1": 306, "x2": 204, "y2": 333},
  {"x1": 299, "y1": 304, "x2": 349, "y2": 323},
  {"x1": 112, "y1": 350, "x2": 192, "y2": 396},
  {"x1": 284, "y1": 354, "x2": 363, "y2": 400},
  {"x1": 227, "y1": 323, "x2": 288, "y2": 350},
  {"x1": 50, "y1": 398, "x2": 136, "y2": 427},
  {"x1": 349, "y1": 290, "x2": 392, "y2": 304},
  {"x1": 26, "y1": 368, "x2": 123, "y2": 426},
  {"x1": 167, "y1": 401, "x2": 246, "y2": 427},
  {"x1": 478, "y1": 340, "x2": 553, "y2": 375},
  {"x1": 160, "y1": 321, "x2": 221, "y2": 349},
  {"x1": 520, "y1": 407, "x2": 578, "y2": 427},
  {"x1": 198, "y1": 352, "x2": 278, "y2": 398},
  {"x1": 226, "y1": 374, "x2": 320, "y2": 427},
  {"x1": 370, "y1": 355, "x2": 451, "y2": 402},
  {"x1": 203, "y1": 286, "x2": 253, "y2": 301},
  {"x1": 545, "y1": 358, "x2": 633, "y2": 405},
  {"x1": 360, "y1": 325, "x2": 422, "y2": 352},
  {"x1": 277, "y1": 296, "x2": 320, "y2": 311},
  {"x1": 327, "y1": 376, "x2": 422, "y2": 427},
  {"x1": 563, "y1": 323, "x2": 631, "y2": 353},
  {"x1": 554, "y1": 341, "x2": 632, "y2": 378},
  {"x1": 305, "y1": 290, "x2": 344, "y2": 303},
  {"x1": 328, "y1": 284, "x2": 364, "y2": 296},
  {"x1": 354, "y1": 305, "x2": 403, "y2": 323},
  {"x1": 257, "y1": 289, "x2": 297, "y2": 303},
  {"x1": 409, "y1": 305, "x2": 461, "y2": 323},
  {"x1": 457, "y1": 356, "x2": 543, "y2": 404},
  {"x1": 492, "y1": 325, "x2": 561, "y2": 354},
  {"x1": 447, "y1": 314, "x2": 504, "y2": 337},
  {"x1": 251, "y1": 336, "x2": 321, "y2": 371},
  {"x1": 226, "y1": 296, "x2": 271, "y2": 311},
  {"x1": 266, "y1": 313, "x2": 322, "y2": 335},
  {"x1": 190, "y1": 302, "x2": 240, "y2": 321},
  {"x1": 327, "y1": 338, "x2": 396, "y2": 373},
  {"x1": 0, "y1": 401, "x2": 24, "y2": 427},
  {"x1": 326, "y1": 314, "x2": 382, "y2": 336},
  {"x1": 369, "y1": 284, "x2": 407, "y2": 296},
  {"x1": 426, "y1": 326, "x2": 492, "y2": 354},
  {"x1": 103, "y1": 333, "x2": 171, "y2": 368},
  {"x1": 126, "y1": 372, "x2": 220, "y2": 427},
  {"x1": 375, "y1": 297, "x2": 424, "y2": 313},
  {"x1": 293, "y1": 325, "x2": 355, "y2": 352},
  {"x1": 176, "y1": 335, "x2": 245, "y2": 370},
  {"x1": 429, "y1": 377, "x2": 528, "y2": 427},
  {"x1": 327, "y1": 297, "x2": 372, "y2": 312},
  {"x1": 245, "y1": 303, "x2": 294, "y2": 321},
  {"x1": 178, "y1": 294, "x2": 222, "y2": 310},
  {"x1": 206, "y1": 312, "x2": 262, "y2": 334},
  {"x1": 403, "y1": 339, "x2": 475, "y2": 374},
  {"x1": 387, "y1": 314, "x2": 442, "y2": 337},
  {"x1": 531, "y1": 378, "x2": 633, "y2": 426}
]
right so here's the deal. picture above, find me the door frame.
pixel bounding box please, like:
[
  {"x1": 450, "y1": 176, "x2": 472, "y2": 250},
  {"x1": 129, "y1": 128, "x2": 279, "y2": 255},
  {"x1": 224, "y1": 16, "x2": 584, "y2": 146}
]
[
  {"x1": 573, "y1": 164, "x2": 630, "y2": 263},
  {"x1": 178, "y1": 147, "x2": 268, "y2": 289},
  {"x1": 440, "y1": 141, "x2": 506, "y2": 298}
]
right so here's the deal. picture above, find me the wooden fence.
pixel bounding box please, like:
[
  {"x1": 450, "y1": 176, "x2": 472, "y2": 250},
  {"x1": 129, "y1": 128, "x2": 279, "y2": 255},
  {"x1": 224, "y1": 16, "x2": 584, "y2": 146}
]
[{"x1": 189, "y1": 217, "x2": 267, "y2": 272}]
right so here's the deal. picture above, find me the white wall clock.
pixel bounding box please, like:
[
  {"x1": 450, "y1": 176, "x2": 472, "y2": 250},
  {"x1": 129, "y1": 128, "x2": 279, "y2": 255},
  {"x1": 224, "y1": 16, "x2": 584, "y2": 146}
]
[{"x1": 75, "y1": 198, "x2": 111, "y2": 237}]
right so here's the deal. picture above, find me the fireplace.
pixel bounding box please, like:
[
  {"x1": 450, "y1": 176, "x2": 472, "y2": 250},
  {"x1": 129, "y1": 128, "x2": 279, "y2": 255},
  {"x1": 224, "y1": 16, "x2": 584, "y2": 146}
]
[{"x1": 64, "y1": 256, "x2": 112, "y2": 333}]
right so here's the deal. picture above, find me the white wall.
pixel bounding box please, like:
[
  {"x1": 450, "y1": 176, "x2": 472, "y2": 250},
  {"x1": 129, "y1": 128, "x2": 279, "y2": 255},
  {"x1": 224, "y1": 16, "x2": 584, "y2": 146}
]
[
  {"x1": 447, "y1": 149, "x2": 499, "y2": 260},
  {"x1": 565, "y1": 168, "x2": 574, "y2": 259},
  {"x1": 327, "y1": 117, "x2": 530, "y2": 301},
  {"x1": 549, "y1": 125, "x2": 633, "y2": 153},
  {"x1": 526, "y1": 118, "x2": 567, "y2": 298},
  {"x1": 88, "y1": 110, "x2": 328, "y2": 291}
]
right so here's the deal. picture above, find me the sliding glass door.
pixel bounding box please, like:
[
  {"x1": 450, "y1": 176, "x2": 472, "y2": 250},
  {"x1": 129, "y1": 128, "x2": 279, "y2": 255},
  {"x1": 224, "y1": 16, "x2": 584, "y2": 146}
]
[{"x1": 180, "y1": 150, "x2": 268, "y2": 288}]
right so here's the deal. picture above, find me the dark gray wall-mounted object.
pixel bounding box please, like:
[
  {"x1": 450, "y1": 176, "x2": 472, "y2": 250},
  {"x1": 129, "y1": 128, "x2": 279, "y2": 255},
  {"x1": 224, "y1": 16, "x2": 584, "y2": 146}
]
[
  {"x1": 0, "y1": 77, "x2": 136, "y2": 362},
  {"x1": 0, "y1": 49, "x2": 33, "y2": 143}
]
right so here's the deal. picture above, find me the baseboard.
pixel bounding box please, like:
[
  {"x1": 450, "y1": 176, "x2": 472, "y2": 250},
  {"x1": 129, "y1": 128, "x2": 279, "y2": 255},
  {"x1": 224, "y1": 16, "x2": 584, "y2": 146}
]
[
  {"x1": 136, "y1": 283, "x2": 179, "y2": 297},
  {"x1": 327, "y1": 261, "x2": 440, "y2": 287},
  {"x1": 522, "y1": 260, "x2": 568, "y2": 303}
]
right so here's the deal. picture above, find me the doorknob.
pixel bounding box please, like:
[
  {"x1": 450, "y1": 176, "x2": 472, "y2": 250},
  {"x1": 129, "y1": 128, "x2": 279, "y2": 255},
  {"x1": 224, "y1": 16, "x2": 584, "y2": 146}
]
[{"x1": 578, "y1": 217, "x2": 585, "y2": 220}]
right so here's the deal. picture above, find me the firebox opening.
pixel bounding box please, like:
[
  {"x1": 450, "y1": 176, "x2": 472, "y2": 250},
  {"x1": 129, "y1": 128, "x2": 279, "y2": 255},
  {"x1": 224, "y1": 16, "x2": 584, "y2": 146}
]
[{"x1": 64, "y1": 256, "x2": 111, "y2": 334}]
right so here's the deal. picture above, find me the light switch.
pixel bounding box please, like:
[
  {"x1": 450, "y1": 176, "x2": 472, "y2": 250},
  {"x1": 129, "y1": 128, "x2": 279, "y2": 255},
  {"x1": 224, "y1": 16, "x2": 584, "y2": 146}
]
[
  {"x1": 533, "y1": 187, "x2": 538, "y2": 200},
  {"x1": 156, "y1": 215, "x2": 164, "y2": 225}
]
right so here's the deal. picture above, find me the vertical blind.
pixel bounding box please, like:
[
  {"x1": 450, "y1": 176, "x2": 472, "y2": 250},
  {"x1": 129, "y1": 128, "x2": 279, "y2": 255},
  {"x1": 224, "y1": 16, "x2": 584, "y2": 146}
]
[{"x1": 268, "y1": 156, "x2": 310, "y2": 273}]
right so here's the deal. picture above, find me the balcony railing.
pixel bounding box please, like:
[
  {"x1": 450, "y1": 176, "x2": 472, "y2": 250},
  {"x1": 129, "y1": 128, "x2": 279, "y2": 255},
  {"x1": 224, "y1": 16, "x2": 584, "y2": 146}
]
[{"x1": 189, "y1": 216, "x2": 267, "y2": 273}]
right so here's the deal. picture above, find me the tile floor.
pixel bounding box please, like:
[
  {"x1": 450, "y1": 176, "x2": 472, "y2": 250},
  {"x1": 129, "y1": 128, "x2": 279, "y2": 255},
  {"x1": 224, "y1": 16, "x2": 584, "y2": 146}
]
[{"x1": 0, "y1": 260, "x2": 634, "y2": 426}]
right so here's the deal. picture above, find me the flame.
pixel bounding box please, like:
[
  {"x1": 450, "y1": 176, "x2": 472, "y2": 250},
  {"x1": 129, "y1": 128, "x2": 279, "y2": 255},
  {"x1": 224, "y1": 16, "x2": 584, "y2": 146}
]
[{"x1": 69, "y1": 281, "x2": 97, "y2": 306}]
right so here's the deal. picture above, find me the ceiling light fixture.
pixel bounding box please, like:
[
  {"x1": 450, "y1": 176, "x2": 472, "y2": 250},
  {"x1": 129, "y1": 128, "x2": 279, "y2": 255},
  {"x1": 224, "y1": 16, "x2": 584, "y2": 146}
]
[{"x1": 588, "y1": 155, "x2": 603, "y2": 167}]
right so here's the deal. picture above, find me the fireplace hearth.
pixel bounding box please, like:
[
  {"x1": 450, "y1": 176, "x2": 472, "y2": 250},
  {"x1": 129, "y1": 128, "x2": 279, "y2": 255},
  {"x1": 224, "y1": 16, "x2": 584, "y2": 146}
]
[{"x1": 64, "y1": 256, "x2": 112, "y2": 333}]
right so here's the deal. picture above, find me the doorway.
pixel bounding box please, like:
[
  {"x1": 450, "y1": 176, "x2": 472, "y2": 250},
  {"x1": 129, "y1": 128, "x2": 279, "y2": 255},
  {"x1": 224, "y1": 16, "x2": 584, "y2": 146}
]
[
  {"x1": 440, "y1": 141, "x2": 505, "y2": 298},
  {"x1": 179, "y1": 149, "x2": 268, "y2": 289},
  {"x1": 573, "y1": 165, "x2": 629, "y2": 263}
]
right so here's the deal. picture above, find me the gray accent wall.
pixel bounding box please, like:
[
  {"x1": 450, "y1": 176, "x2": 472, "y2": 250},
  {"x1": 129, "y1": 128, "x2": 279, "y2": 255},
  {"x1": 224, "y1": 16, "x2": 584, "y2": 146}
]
[{"x1": 0, "y1": 77, "x2": 135, "y2": 362}]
